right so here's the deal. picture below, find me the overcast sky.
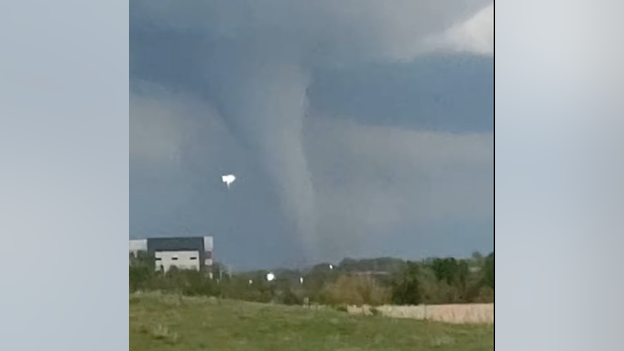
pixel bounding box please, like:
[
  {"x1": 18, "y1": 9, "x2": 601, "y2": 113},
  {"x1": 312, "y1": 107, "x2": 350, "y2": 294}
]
[{"x1": 130, "y1": 0, "x2": 494, "y2": 269}]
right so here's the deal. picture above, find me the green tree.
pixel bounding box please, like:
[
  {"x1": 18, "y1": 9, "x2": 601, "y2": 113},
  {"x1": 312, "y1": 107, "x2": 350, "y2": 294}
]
[
  {"x1": 483, "y1": 252, "x2": 494, "y2": 289},
  {"x1": 391, "y1": 261, "x2": 422, "y2": 305}
]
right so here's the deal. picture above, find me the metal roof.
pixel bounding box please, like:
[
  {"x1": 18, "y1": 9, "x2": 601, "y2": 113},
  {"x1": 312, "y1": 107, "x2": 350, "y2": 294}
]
[{"x1": 146, "y1": 236, "x2": 212, "y2": 252}]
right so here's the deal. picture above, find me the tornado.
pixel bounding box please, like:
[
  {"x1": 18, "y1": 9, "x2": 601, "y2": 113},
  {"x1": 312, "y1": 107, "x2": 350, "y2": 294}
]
[{"x1": 206, "y1": 47, "x2": 320, "y2": 258}]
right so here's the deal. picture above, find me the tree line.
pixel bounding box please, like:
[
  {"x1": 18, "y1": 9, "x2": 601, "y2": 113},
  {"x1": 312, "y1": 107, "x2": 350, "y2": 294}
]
[{"x1": 129, "y1": 252, "x2": 494, "y2": 306}]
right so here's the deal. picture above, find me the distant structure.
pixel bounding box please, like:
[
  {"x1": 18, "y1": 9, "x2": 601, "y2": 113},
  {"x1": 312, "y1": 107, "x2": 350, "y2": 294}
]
[{"x1": 129, "y1": 236, "x2": 214, "y2": 275}]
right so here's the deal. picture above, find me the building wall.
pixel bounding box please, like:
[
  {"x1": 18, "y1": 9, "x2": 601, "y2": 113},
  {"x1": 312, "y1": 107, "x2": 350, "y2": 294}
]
[
  {"x1": 155, "y1": 250, "x2": 201, "y2": 272},
  {"x1": 129, "y1": 236, "x2": 213, "y2": 272},
  {"x1": 203, "y1": 236, "x2": 214, "y2": 268},
  {"x1": 203, "y1": 236, "x2": 213, "y2": 251},
  {"x1": 129, "y1": 239, "x2": 148, "y2": 265},
  {"x1": 129, "y1": 239, "x2": 147, "y2": 254}
]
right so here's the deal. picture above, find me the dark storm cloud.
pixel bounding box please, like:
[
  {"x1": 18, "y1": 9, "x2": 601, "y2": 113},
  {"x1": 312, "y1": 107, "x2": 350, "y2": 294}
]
[{"x1": 129, "y1": 0, "x2": 493, "y2": 266}]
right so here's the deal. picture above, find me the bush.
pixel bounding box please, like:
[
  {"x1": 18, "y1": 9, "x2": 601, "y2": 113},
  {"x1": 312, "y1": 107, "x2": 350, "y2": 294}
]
[
  {"x1": 278, "y1": 288, "x2": 303, "y2": 305},
  {"x1": 391, "y1": 262, "x2": 423, "y2": 305},
  {"x1": 335, "y1": 305, "x2": 348, "y2": 313},
  {"x1": 130, "y1": 266, "x2": 154, "y2": 292},
  {"x1": 474, "y1": 286, "x2": 494, "y2": 303},
  {"x1": 321, "y1": 274, "x2": 391, "y2": 306}
]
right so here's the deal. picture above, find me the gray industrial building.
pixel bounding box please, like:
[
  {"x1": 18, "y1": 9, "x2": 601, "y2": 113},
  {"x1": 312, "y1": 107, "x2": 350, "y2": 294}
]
[{"x1": 129, "y1": 236, "x2": 213, "y2": 274}]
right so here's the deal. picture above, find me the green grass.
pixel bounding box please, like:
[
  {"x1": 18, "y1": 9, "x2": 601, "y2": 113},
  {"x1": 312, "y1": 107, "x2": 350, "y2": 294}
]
[{"x1": 130, "y1": 293, "x2": 493, "y2": 351}]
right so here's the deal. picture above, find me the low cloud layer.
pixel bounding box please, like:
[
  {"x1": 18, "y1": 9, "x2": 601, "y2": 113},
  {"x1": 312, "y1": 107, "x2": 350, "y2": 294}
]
[{"x1": 305, "y1": 117, "x2": 493, "y2": 259}]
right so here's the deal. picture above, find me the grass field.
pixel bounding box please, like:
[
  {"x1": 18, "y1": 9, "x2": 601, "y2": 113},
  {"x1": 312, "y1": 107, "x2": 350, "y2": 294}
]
[{"x1": 130, "y1": 293, "x2": 493, "y2": 351}]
